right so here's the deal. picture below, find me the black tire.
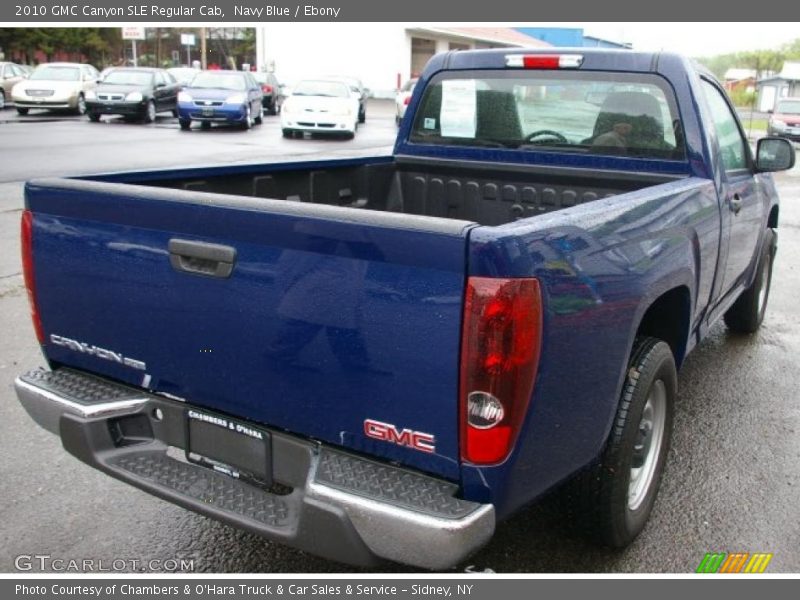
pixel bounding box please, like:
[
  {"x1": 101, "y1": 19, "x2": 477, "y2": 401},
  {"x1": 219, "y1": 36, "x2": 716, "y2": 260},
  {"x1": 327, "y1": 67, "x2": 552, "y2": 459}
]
[
  {"x1": 143, "y1": 100, "x2": 156, "y2": 124},
  {"x1": 200, "y1": 121, "x2": 211, "y2": 130},
  {"x1": 74, "y1": 93, "x2": 86, "y2": 116},
  {"x1": 87, "y1": 112, "x2": 101, "y2": 122},
  {"x1": 17, "y1": 107, "x2": 29, "y2": 115},
  {"x1": 172, "y1": 108, "x2": 179, "y2": 118},
  {"x1": 359, "y1": 107, "x2": 366, "y2": 124},
  {"x1": 0, "y1": 90, "x2": 5, "y2": 110},
  {"x1": 564, "y1": 336, "x2": 676, "y2": 547},
  {"x1": 241, "y1": 105, "x2": 252, "y2": 130},
  {"x1": 179, "y1": 119, "x2": 191, "y2": 130},
  {"x1": 254, "y1": 105, "x2": 263, "y2": 125},
  {"x1": 724, "y1": 229, "x2": 776, "y2": 334}
]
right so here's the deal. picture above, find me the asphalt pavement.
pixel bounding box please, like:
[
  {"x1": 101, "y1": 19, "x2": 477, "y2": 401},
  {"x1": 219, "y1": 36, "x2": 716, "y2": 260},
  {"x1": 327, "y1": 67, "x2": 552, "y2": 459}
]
[{"x1": 0, "y1": 103, "x2": 798, "y2": 573}]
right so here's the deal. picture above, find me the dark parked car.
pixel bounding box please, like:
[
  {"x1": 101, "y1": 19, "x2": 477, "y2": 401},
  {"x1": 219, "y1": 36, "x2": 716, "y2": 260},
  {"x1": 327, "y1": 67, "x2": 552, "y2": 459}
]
[
  {"x1": 767, "y1": 97, "x2": 800, "y2": 141},
  {"x1": 253, "y1": 71, "x2": 283, "y2": 115},
  {"x1": 86, "y1": 68, "x2": 179, "y2": 123},
  {"x1": 177, "y1": 70, "x2": 263, "y2": 130}
]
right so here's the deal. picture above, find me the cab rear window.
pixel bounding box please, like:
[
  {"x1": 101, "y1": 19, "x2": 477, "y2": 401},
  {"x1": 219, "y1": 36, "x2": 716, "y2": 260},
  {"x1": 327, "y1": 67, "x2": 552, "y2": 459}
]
[{"x1": 409, "y1": 70, "x2": 686, "y2": 160}]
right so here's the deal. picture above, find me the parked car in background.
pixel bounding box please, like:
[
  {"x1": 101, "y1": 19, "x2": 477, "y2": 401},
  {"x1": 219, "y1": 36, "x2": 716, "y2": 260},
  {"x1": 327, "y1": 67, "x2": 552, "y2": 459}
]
[
  {"x1": 395, "y1": 77, "x2": 418, "y2": 125},
  {"x1": 177, "y1": 70, "x2": 263, "y2": 130},
  {"x1": 167, "y1": 67, "x2": 201, "y2": 88},
  {"x1": 86, "y1": 68, "x2": 180, "y2": 123},
  {"x1": 280, "y1": 78, "x2": 360, "y2": 139},
  {"x1": 12, "y1": 62, "x2": 99, "y2": 115},
  {"x1": 768, "y1": 97, "x2": 800, "y2": 141},
  {"x1": 0, "y1": 62, "x2": 28, "y2": 109},
  {"x1": 325, "y1": 75, "x2": 369, "y2": 123},
  {"x1": 253, "y1": 71, "x2": 283, "y2": 115}
]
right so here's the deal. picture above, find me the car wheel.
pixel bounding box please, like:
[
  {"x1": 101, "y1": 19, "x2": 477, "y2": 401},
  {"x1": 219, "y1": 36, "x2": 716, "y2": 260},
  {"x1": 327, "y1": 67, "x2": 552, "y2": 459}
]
[
  {"x1": 143, "y1": 100, "x2": 156, "y2": 124},
  {"x1": 16, "y1": 107, "x2": 29, "y2": 115},
  {"x1": 267, "y1": 100, "x2": 277, "y2": 116},
  {"x1": 242, "y1": 105, "x2": 252, "y2": 130},
  {"x1": 0, "y1": 90, "x2": 5, "y2": 110},
  {"x1": 172, "y1": 109, "x2": 179, "y2": 118},
  {"x1": 396, "y1": 115, "x2": 401, "y2": 126},
  {"x1": 200, "y1": 121, "x2": 211, "y2": 130},
  {"x1": 179, "y1": 119, "x2": 191, "y2": 130},
  {"x1": 75, "y1": 94, "x2": 86, "y2": 116},
  {"x1": 564, "y1": 336, "x2": 675, "y2": 547},
  {"x1": 359, "y1": 107, "x2": 366, "y2": 124},
  {"x1": 87, "y1": 112, "x2": 101, "y2": 122},
  {"x1": 254, "y1": 105, "x2": 263, "y2": 125},
  {"x1": 724, "y1": 229, "x2": 776, "y2": 333}
]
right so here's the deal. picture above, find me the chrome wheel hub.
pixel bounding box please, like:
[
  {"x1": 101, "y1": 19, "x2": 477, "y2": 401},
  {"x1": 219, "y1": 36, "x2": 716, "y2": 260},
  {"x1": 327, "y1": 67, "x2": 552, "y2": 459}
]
[{"x1": 628, "y1": 379, "x2": 667, "y2": 511}]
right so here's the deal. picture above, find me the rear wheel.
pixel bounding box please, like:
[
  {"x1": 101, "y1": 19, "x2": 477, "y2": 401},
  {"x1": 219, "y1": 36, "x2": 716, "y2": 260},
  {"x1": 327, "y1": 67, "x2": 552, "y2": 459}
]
[
  {"x1": 200, "y1": 121, "x2": 211, "y2": 130},
  {"x1": 254, "y1": 105, "x2": 263, "y2": 125},
  {"x1": 565, "y1": 336, "x2": 675, "y2": 547},
  {"x1": 87, "y1": 112, "x2": 101, "y2": 122},
  {"x1": 724, "y1": 229, "x2": 776, "y2": 333},
  {"x1": 359, "y1": 105, "x2": 366, "y2": 124},
  {"x1": 0, "y1": 90, "x2": 5, "y2": 110},
  {"x1": 179, "y1": 119, "x2": 191, "y2": 130},
  {"x1": 17, "y1": 107, "x2": 29, "y2": 115}
]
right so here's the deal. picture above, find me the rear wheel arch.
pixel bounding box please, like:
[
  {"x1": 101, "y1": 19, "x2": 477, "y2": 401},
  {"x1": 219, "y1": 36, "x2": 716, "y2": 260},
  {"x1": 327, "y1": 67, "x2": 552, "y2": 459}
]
[{"x1": 633, "y1": 285, "x2": 692, "y2": 369}]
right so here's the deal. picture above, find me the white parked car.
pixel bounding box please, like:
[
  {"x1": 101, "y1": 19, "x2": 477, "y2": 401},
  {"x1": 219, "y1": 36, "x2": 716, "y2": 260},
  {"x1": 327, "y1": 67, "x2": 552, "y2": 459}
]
[
  {"x1": 280, "y1": 79, "x2": 360, "y2": 139},
  {"x1": 12, "y1": 62, "x2": 99, "y2": 115},
  {"x1": 395, "y1": 78, "x2": 418, "y2": 126}
]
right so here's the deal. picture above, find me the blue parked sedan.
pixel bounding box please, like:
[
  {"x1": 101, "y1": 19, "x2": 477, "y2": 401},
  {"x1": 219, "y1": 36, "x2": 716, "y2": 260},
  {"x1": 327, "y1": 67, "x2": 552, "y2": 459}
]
[{"x1": 177, "y1": 70, "x2": 263, "y2": 130}]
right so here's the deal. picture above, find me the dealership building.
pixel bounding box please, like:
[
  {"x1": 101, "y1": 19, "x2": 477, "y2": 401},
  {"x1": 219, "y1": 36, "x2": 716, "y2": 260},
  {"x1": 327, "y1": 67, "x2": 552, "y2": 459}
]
[{"x1": 254, "y1": 25, "x2": 549, "y2": 98}]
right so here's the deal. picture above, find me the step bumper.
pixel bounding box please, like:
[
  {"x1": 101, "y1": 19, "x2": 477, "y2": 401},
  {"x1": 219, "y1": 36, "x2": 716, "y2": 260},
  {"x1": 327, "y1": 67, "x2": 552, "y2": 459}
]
[{"x1": 15, "y1": 368, "x2": 494, "y2": 569}]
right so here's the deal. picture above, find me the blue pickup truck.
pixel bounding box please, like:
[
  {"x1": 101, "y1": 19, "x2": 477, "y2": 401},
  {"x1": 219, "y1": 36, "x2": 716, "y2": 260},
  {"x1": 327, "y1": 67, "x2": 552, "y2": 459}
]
[{"x1": 15, "y1": 49, "x2": 795, "y2": 569}]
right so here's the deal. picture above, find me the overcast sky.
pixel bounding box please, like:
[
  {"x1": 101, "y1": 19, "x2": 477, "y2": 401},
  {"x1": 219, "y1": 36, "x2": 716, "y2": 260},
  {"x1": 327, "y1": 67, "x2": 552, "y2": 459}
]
[{"x1": 569, "y1": 23, "x2": 799, "y2": 56}]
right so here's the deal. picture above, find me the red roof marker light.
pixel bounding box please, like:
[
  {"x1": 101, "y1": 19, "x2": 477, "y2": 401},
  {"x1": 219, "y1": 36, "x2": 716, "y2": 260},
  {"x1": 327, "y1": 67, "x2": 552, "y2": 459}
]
[{"x1": 505, "y1": 54, "x2": 584, "y2": 69}]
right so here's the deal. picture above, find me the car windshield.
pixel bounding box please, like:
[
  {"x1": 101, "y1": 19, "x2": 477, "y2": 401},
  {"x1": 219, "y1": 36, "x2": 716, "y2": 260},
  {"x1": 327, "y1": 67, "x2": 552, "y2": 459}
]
[
  {"x1": 776, "y1": 100, "x2": 800, "y2": 115},
  {"x1": 409, "y1": 70, "x2": 685, "y2": 160},
  {"x1": 189, "y1": 72, "x2": 246, "y2": 91},
  {"x1": 292, "y1": 81, "x2": 349, "y2": 98},
  {"x1": 30, "y1": 66, "x2": 80, "y2": 82},
  {"x1": 103, "y1": 71, "x2": 154, "y2": 86}
]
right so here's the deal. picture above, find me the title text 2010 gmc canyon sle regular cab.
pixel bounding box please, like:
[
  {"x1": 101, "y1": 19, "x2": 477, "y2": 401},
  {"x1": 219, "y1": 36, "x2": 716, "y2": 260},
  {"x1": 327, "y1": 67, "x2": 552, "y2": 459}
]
[{"x1": 15, "y1": 49, "x2": 796, "y2": 569}]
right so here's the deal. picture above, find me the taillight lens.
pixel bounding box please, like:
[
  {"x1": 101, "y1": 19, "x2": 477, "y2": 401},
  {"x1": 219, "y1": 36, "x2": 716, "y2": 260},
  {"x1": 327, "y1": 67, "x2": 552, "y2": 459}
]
[
  {"x1": 21, "y1": 210, "x2": 45, "y2": 344},
  {"x1": 403, "y1": 96, "x2": 411, "y2": 106},
  {"x1": 459, "y1": 277, "x2": 542, "y2": 464},
  {"x1": 262, "y1": 85, "x2": 273, "y2": 94}
]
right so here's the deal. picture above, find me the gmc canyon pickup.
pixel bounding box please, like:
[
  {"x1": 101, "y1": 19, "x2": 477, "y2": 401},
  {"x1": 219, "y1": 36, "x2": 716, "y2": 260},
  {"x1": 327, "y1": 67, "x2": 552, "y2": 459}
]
[{"x1": 15, "y1": 49, "x2": 795, "y2": 569}]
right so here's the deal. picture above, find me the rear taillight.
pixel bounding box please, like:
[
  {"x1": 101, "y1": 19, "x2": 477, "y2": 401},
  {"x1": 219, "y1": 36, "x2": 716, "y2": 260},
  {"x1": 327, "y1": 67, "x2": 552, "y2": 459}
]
[
  {"x1": 505, "y1": 54, "x2": 584, "y2": 69},
  {"x1": 459, "y1": 277, "x2": 542, "y2": 465},
  {"x1": 404, "y1": 96, "x2": 411, "y2": 105},
  {"x1": 262, "y1": 85, "x2": 273, "y2": 94},
  {"x1": 21, "y1": 210, "x2": 44, "y2": 344}
]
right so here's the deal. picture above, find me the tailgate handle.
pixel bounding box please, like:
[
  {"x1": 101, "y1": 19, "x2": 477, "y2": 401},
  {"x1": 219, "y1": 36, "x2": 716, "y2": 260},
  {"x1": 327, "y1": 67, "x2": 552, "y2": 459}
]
[{"x1": 168, "y1": 239, "x2": 236, "y2": 279}]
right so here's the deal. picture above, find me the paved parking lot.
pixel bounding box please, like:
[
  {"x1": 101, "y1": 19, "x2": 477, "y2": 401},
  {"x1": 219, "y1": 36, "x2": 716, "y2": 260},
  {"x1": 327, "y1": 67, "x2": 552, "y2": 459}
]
[{"x1": 1, "y1": 103, "x2": 799, "y2": 573}]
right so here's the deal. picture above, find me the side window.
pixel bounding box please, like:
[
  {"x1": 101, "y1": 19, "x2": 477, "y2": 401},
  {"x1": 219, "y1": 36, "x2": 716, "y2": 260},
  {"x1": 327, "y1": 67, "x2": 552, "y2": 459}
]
[
  {"x1": 701, "y1": 80, "x2": 748, "y2": 171},
  {"x1": 155, "y1": 72, "x2": 166, "y2": 86}
]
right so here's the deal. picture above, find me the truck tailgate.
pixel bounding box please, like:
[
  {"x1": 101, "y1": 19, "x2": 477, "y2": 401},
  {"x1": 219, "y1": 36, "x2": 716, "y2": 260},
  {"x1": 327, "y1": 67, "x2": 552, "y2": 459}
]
[{"x1": 27, "y1": 179, "x2": 474, "y2": 480}]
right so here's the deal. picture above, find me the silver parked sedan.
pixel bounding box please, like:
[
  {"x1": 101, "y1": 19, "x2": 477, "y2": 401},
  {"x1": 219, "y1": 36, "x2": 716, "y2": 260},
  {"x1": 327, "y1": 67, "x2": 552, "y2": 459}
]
[{"x1": 12, "y1": 62, "x2": 99, "y2": 115}]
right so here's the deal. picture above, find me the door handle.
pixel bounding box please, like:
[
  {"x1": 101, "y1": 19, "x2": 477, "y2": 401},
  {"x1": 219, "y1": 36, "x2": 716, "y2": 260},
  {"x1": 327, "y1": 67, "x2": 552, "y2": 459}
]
[
  {"x1": 729, "y1": 193, "x2": 743, "y2": 214},
  {"x1": 168, "y1": 239, "x2": 236, "y2": 278}
]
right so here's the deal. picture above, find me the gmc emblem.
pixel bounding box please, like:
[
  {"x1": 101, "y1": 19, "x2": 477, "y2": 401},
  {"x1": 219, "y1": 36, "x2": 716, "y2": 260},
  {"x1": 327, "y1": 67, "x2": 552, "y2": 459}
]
[{"x1": 363, "y1": 419, "x2": 436, "y2": 454}]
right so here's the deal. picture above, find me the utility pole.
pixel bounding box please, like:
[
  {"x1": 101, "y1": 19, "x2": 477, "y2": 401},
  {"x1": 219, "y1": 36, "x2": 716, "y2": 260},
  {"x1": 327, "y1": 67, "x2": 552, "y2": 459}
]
[{"x1": 200, "y1": 27, "x2": 207, "y2": 69}]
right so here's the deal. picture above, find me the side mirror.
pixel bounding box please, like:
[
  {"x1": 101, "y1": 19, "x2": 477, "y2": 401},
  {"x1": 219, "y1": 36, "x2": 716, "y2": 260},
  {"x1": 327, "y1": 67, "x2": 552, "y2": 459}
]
[{"x1": 755, "y1": 137, "x2": 796, "y2": 172}]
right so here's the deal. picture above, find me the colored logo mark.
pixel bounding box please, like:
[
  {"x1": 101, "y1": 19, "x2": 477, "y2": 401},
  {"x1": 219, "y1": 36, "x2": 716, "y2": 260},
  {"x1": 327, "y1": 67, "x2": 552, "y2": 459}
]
[{"x1": 696, "y1": 552, "x2": 773, "y2": 573}]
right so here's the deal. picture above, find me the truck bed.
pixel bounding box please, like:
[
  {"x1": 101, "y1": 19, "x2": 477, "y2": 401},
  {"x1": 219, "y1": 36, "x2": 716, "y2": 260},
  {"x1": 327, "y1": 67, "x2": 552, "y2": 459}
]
[{"x1": 127, "y1": 157, "x2": 680, "y2": 226}]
